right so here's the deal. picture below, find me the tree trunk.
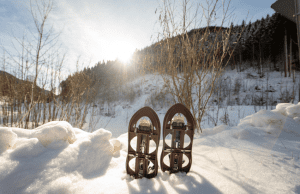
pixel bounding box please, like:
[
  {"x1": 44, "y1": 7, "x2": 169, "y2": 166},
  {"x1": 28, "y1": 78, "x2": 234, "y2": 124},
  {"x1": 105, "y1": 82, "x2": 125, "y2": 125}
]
[
  {"x1": 239, "y1": 49, "x2": 242, "y2": 71},
  {"x1": 284, "y1": 29, "x2": 288, "y2": 77},
  {"x1": 259, "y1": 42, "x2": 262, "y2": 75},
  {"x1": 290, "y1": 36, "x2": 292, "y2": 77},
  {"x1": 253, "y1": 44, "x2": 255, "y2": 67}
]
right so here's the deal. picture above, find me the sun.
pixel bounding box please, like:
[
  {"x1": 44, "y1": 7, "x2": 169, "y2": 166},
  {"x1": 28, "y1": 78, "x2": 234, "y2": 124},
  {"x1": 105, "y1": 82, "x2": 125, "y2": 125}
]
[{"x1": 115, "y1": 41, "x2": 137, "y2": 64}]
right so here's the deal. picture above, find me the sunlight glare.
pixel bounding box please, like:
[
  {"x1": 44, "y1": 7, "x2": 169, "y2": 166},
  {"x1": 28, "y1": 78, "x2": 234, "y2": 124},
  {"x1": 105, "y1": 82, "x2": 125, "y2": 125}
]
[{"x1": 115, "y1": 41, "x2": 136, "y2": 64}]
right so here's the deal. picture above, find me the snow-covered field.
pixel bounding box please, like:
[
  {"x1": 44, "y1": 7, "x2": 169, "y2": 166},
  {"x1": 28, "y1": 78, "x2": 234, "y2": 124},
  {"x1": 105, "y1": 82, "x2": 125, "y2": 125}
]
[
  {"x1": 0, "y1": 103, "x2": 300, "y2": 193},
  {"x1": 1, "y1": 68, "x2": 300, "y2": 193}
]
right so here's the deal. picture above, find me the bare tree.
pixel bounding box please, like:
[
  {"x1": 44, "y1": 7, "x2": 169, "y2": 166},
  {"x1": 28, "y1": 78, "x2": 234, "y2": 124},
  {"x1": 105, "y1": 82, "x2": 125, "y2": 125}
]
[
  {"x1": 0, "y1": 0, "x2": 99, "y2": 130},
  {"x1": 0, "y1": 0, "x2": 63, "y2": 128},
  {"x1": 21, "y1": 0, "x2": 60, "y2": 128},
  {"x1": 152, "y1": 0, "x2": 244, "y2": 133}
]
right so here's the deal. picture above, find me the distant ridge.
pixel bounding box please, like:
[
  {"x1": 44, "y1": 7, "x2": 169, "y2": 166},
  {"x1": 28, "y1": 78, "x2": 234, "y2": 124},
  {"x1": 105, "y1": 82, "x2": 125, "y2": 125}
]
[{"x1": 0, "y1": 70, "x2": 54, "y2": 101}]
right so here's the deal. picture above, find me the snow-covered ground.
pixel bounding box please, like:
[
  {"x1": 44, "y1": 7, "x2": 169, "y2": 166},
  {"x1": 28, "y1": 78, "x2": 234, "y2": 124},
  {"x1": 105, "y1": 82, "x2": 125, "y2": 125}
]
[
  {"x1": 0, "y1": 102, "x2": 300, "y2": 194},
  {"x1": 1, "y1": 67, "x2": 300, "y2": 193},
  {"x1": 85, "y1": 67, "x2": 300, "y2": 138}
]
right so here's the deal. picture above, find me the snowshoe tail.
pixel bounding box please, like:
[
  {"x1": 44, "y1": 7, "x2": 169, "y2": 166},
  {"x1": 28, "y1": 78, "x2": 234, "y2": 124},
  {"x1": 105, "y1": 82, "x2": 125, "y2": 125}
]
[
  {"x1": 160, "y1": 103, "x2": 195, "y2": 174},
  {"x1": 126, "y1": 107, "x2": 161, "y2": 179}
]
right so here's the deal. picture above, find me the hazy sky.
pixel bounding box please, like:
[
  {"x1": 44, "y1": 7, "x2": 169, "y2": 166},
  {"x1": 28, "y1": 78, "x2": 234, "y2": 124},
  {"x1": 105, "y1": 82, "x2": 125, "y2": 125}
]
[{"x1": 1, "y1": 0, "x2": 276, "y2": 72}]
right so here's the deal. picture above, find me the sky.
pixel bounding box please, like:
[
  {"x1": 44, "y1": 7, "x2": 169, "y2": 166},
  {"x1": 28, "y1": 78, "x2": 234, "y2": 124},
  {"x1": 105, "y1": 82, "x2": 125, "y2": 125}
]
[{"x1": 0, "y1": 0, "x2": 277, "y2": 74}]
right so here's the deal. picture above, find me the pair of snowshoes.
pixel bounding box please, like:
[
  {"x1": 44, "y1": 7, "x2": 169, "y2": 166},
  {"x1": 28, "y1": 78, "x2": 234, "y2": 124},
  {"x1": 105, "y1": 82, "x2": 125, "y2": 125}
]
[{"x1": 126, "y1": 103, "x2": 196, "y2": 179}]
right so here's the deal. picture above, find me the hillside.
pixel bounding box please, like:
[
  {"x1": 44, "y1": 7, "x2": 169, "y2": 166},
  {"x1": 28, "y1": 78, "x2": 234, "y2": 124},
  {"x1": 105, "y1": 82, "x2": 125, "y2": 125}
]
[
  {"x1": 79, "y1": 66, "x2": 299, "y2": 137},
  {"x1": 64, "y1": 12, "x2": 299, "y2": 102},
  {"x1": 0, "y1": 70, "x2": 54, "y2": 102}
]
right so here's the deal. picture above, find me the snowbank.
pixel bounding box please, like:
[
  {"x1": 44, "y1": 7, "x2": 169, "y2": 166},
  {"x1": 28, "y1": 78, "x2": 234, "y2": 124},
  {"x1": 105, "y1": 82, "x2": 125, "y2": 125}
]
[
  {"x1": 232, "y1": 128, "x2": 253, "y2": 140},
  {"x1": 199, "y1": 103, "x2": 300, "y2": 139},
  {"x1": 239, "y1": 109, "x2": 286, "y2": 134},
  {"x1": 272, "y1": 102, "x2": 300, "y2": 124},
  {"x1": 285, "y1": 103, "x2": 300, "y2": 117},
  {"x1": 65, "y1": 128, "x2": 114, "y2": 176},
  {"x1": 110, "y1": 138, "x2": 121, "y2": 153},
  {"x1": 1, "y1": 121, "x2": 77, "y2": 152},
  {"x1": 275, "y1": 103, "x2": 300, "y2": 117},
  {"x1": 33, "y1": 121, "x2": 77, "y2": 147},
  {"x1": 200, "y1": 125, "x2": 228, "y2": 137},
  {"x1": 237, "y1": 103, "x2": 300, "y2": 132},
  {"x1": 0, "y1": 122, "x2": 116, "y2": 193},
  {"x1": 232, "y1": 103, "x2": 300, "y2": 143},
  {"x1": 0, "y1": 128, "x2": 17, "y2": 152}
]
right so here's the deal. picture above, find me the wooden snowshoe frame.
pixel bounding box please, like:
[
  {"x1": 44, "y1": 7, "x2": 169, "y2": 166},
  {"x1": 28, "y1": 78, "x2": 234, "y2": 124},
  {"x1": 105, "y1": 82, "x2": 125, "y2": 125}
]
[
  {"x1": 126, "y1": 107, "x2": 161, "y2": 179},
  {"x1": 160, "y1": 103, "x2": 195, "y2": 174}
]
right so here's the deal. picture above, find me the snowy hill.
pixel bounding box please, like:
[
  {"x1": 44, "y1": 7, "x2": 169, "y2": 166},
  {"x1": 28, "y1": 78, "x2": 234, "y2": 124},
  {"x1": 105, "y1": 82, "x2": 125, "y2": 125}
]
[{"x1": 0, "y1": 102, "x2": 300, "y2": 193}]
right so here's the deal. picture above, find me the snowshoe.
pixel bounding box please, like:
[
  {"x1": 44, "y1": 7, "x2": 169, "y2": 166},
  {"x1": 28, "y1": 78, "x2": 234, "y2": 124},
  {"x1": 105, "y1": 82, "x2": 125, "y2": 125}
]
[
  {"x1": 126, "y1": 107, "x2": 161, "y2": 179},
  {"x1": 160, "y1": 103, "x2": 195, "y2": 174}
]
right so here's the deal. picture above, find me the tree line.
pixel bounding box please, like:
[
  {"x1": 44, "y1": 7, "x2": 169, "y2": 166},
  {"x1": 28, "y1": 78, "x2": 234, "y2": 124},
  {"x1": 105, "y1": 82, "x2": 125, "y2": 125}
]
[{"x1": 131, "y1": 12, "x2": 298, "y2": 74}]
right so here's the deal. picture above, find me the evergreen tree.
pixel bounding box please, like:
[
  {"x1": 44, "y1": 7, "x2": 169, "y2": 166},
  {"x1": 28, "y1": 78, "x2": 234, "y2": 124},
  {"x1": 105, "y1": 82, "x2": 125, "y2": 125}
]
[
  {"x1": 241, "y1": 20, "x2": 246, "y2": 29},
  {"x1": 248, "y1": 21, "x2": 252, "y2": 32},
  {"x1": 229, "y1": 22, "x2": 234, "y2": 33},
  {"x1": 265, "y1": 14, "x2": 271, "y2": 27},
  {"x1": 259, "y1": 17, "x2": 267, "y2": 65}
]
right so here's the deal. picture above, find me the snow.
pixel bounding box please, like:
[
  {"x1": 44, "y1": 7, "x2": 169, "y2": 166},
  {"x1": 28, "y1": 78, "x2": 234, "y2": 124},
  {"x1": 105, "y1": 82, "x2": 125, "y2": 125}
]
[
  {"x1": 241, "y1": 109, "x2": 286, "y2": 133},
  {"x1": 282, "y1": 103, "x2": 300, "y2": 118},
  {"x1": 0, "y1": 102, "x2": 300, "y2": 193},
  {"x1": 0, "y1": 128, "x2": 17, "y2": 152},
  {"x1": 33, "y1": 121, "x2": 77, "y2": 147},
  {"x1": 200, "y1": 124, "x2": 228, "y2": 136},
  {"x1": 1, "y1": 68, "x2": 300, "y2": 193},
  {"x1": 84, "y1": 67, "x2": 300, "y2": 138}
]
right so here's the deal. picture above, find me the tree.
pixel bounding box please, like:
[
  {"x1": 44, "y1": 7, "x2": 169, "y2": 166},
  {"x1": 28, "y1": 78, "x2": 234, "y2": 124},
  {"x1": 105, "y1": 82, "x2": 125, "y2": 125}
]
[
  {"x1": 22, "y1": 0, "x2": 61, "y2": 128},
  {"x1": 248, "y1": 21, "x2": 252, "y2": 31},
  {"x1": 0, "y1": 0, "x2": 67, "y2": 128},
  {"x1": 230, "y1": 22, "x2": 234, "y2": 32},
  {"x1": 241, "y1": 20, "x2": 246, "y2": 29},
  {"x1": 256, "y1": 17, "x2": 265, "y2": 72},
  {"x1": 153, "y1": 0, "x2": 240, "y2": 133},
  {"x1": 246, "y1": 20, "x2": 258, "y2": 67}
]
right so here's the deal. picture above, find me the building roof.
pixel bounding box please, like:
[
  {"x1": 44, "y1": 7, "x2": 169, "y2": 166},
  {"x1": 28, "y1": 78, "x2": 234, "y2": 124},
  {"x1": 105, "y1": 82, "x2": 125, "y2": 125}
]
[{"x1": 271, "y1": 0, "x2": 296, "y2": 22}]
